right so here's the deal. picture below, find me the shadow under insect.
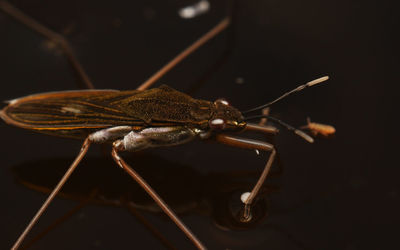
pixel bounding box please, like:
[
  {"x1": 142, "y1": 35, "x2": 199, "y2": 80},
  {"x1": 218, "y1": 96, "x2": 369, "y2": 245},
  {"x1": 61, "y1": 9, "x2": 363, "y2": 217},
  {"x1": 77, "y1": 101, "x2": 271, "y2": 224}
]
[{"x1": 12, "y1": 152, "x2": 282, "y2": 232}]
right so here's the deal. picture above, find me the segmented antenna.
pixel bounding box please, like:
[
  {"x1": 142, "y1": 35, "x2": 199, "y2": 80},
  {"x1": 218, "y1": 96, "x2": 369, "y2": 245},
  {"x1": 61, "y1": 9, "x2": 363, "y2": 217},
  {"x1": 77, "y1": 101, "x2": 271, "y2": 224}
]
[
  {"x1": 242, "y1": 76, "x2": 329, "y2": 114},
  {"x1": 244, "y1": 115, "x2": 314, "y2": 143}
]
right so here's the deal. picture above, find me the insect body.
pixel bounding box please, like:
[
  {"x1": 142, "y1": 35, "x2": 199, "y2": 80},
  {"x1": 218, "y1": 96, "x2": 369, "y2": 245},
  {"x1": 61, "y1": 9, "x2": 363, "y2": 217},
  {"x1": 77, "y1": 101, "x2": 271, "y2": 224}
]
[
  {"x1": 1, "y1": 83, "x2": 261, "y2": 250},
  {"x1": 301, "y1": 117, "x2": 336, "y2": 137},
  {"x1": 1, "y1": 85, "x2": 245, "y2": 148}
]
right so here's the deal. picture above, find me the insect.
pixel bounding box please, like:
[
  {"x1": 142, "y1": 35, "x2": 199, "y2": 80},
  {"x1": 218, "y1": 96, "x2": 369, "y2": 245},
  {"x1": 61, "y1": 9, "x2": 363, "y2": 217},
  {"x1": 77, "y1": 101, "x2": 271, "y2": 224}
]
[
  {"x1": 0, "y1": 1, "x2": 331, "y2": 249},
  {"x1": 0, "y1": 68, "x2": 328, "y2": 250},
  {"x1": 300, "y1": 117, "x2": 336, "y2": 137}
]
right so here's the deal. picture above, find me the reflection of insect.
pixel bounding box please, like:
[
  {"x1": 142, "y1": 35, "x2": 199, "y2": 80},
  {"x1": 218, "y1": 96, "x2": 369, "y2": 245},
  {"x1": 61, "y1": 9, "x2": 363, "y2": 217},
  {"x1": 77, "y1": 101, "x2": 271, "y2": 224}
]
[
  {"x1": 301, "y1": 117, "x2": 336, "y2": 137},
  {"x1": 0, "y1": 2, "x2": 330, "y2": 249},
  {"x1": 12, "y1": 154, "x2": 277, "y2": 248}
]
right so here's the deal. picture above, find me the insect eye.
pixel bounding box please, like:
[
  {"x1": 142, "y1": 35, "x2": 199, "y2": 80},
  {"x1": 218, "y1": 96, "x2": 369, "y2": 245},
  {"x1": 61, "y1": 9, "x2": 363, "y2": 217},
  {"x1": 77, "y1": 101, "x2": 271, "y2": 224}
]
[
  {"x1": 215, "y1": 99, "x2": 229, "y2": 106},
  {"x1": 209, "y1": 118, "x2": 226, "y2": 130}
]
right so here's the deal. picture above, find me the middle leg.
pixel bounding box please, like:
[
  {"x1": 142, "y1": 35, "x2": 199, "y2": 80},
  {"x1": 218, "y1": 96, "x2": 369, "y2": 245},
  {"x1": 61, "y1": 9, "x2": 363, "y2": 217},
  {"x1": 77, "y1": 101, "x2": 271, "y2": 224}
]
[
  {"x1": 110, "y1": 126, "x2": 205, "y2": 249},
  {"x1": 215, "y1": 134, "x2": 276, "y2": 222}
]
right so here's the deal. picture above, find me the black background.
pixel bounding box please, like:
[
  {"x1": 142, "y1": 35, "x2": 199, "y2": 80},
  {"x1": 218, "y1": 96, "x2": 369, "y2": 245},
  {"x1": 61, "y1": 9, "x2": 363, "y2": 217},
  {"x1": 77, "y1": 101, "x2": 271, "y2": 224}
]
[{"x1": 0, "y1": 0, "x2": 398, "y2": 249}]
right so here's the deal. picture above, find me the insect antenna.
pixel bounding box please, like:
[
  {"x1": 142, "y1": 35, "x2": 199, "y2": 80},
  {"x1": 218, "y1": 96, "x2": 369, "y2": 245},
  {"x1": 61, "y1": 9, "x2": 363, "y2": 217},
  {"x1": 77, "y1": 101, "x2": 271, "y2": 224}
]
[
  {"x1": 244, "y1": 115, "x2": 314, "y2": 143},
  {"x1": 242, "y1": 76, "x2": 329, "y2": 114}
]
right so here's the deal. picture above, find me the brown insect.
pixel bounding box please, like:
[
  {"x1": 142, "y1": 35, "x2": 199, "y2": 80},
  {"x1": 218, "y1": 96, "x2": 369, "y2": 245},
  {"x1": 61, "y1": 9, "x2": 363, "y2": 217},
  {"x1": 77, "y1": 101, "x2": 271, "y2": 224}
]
[
  {"x1": 301, "y1": 117, "x2": 336, "y2": 137},
  {"x1": 0, "y1": 1, "x2": 330, "y2": 249}
]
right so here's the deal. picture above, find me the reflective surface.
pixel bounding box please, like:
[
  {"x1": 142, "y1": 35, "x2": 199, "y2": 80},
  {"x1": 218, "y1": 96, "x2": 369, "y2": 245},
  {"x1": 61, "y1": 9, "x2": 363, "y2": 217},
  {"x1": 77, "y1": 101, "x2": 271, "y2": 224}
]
[{"x1": 0, "y1": 0, "x2": 397, "y2": 249}]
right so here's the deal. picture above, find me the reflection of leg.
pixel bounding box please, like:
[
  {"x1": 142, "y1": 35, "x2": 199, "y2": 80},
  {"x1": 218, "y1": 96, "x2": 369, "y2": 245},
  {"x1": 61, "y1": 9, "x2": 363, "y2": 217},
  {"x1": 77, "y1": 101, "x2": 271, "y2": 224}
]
[
  {"x1": 12, "y1": 138, "x2": 91, "y2": 250},
  {"x1": 111, "y1": 147, "x2": 206, "y2": 250},
  {"x1": 215, "y1": 134, "x2": 276, "y2": 221},
  {"x1": 124, "y1": 202, "x2": 177, "y2": 250},
  {"x1": 22, "y1": 189, "x2": 98, "y2": 250},
  {"x1": 0, "y1": 1, "x2": 94, "y2": 89}
]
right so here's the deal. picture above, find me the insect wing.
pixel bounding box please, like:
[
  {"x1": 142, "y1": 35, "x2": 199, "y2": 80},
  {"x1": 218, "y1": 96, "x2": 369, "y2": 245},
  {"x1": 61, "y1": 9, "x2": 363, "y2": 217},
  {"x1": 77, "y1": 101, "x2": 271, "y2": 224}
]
[{"x1": 0, "y1": 89, "x2": 146, "y2": 138}]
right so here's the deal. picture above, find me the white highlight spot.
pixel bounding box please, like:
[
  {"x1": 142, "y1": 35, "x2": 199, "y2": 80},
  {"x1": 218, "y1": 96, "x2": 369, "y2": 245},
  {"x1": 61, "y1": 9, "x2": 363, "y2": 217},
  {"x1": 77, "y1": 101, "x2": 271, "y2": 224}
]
[
  {"x1": 241, "y1": 192, "x2": 251, "y2": 204},
  {"x1": 5, "y1": 98, "x2": 19, "y2": 105},
  {"x1": 211, "y1": 118, "x2": 224, "y2": 125},
  {"x1": 61, "y1": 106, "x2": 82, "y2": 114},
  {"x1": 220, "y1": 100, "x2": 229, "y2": 105},
  {"x1": 179, "y1": 0, "x2": 210, "y2": 19},
  {"x1": 255, "y1": 149, "x2": 260, "y2": 155}
]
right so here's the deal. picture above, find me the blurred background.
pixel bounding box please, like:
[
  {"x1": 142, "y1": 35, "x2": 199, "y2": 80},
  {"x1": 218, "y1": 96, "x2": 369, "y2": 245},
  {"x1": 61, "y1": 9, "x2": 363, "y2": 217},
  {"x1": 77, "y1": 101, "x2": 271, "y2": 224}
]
[{"x1": 0, "y1": 0, "x2": 398, "y2": 249}]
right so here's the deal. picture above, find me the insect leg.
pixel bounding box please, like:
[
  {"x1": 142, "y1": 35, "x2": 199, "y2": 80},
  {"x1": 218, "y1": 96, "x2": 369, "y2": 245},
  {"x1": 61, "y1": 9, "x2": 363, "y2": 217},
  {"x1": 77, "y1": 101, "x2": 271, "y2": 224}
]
[
  {"x1": 258, "y1": 107, "x2": 270, "y2": 126},
  {"x1": 12, "y1": 138, "x2": 91, "y2": 250},
  {"x1": 137, "y1": 17, "x2": 230, "y2": 91},
  {"x1": 245, "y1": 122, "x2": 279, "y2": 135},
  {"x1": 215, "y1": 134, "x2": 276, "y2": 222},
  {"x1": 22, "y1": 189, "x2": 98, "y2": 249},
  {"x1": 111, "y1": 146, "x2": 206, "y2": 250},
  {"x1": 299, "y1": 117, "x2": 312, "y2": 131},
  {"x1": 0, "y1": 1, "x2": 94, "y2": 89},
  {"x1": 123, "y1": 201, "x2": 178, "y2": 250}
]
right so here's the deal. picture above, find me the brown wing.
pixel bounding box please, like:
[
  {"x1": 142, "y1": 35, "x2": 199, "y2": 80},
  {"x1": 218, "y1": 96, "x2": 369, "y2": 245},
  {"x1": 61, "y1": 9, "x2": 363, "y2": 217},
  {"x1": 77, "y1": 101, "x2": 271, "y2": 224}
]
[
  {"x1": 0, "y1": 89, "x2": 147, "y2": 139},
  {"x1": 1, "y1": 86, "x2": 213, "y2": 139},
  {"x1": 116, "y1": 85, "x2": 213, "y2": 125}
]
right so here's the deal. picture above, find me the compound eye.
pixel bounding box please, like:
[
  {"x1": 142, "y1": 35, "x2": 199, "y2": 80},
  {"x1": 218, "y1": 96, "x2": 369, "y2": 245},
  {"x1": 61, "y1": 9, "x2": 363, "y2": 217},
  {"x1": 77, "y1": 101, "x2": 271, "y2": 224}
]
[
  {"x1": 215, "y1": 98, "x2": 229, "y2": 106},
  {"x1": 209, "y1": 118, "x2": 226, "y2": 130}
]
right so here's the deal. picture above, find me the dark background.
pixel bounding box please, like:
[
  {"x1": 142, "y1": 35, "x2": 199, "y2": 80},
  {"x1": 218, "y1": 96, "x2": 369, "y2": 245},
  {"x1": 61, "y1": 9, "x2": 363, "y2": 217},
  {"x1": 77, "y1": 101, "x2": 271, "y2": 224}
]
[{"x1": 0, "y1": 0, "x2": 398, "y2": 249}]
